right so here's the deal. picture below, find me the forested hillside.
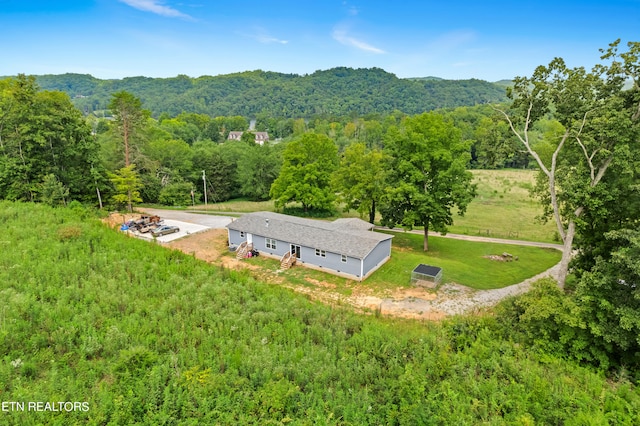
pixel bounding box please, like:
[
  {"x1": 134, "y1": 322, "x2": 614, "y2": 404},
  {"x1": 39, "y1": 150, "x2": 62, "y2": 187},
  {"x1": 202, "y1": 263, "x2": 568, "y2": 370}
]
[{"x1": 31, "y1": 68, "x2": 508, "y2": 118}]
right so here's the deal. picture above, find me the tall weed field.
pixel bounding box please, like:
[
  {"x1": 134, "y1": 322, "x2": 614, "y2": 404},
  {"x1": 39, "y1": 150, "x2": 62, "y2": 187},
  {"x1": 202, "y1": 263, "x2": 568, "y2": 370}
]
[{"x1": 0, "y1": 202, "x2": 637, "y2": 424}]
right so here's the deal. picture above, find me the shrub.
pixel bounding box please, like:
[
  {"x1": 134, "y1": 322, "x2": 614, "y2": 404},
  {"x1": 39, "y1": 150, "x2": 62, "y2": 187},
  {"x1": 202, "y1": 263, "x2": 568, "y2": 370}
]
[
  {"x1": 158, "y1": 182, "x2": 193, "y2": 206},
  {"x1": 496, "y1": 279, "x2": 611, "y2": 368}
]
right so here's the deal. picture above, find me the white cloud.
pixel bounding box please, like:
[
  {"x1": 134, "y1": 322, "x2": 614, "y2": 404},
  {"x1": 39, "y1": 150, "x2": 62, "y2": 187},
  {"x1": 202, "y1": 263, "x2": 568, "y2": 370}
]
[
  {"x1": 341, "y1": 1, "x2": 359, "y2": 16},
  {"x1": 332, "y1": 28, "x2": 385, "y2": 54},
  {"x1": 240, "y1": 28, "x2": 289, "y2": 45},
  {"x1": 118, "y1": 0, "x2": 192, "y2": 19},
  {"x1": 255, "y1": 34, "x2": 288, "y2": 45}
]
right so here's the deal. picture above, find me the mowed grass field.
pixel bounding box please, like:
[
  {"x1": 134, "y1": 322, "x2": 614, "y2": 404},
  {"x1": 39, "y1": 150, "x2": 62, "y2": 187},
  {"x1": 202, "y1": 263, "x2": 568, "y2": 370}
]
[
  {"x1": 450, "y1": 169, "x2": 557, "y2": 243},
  {"x1": 232, "y1": 231, "x2": 561, "y2": 291}
]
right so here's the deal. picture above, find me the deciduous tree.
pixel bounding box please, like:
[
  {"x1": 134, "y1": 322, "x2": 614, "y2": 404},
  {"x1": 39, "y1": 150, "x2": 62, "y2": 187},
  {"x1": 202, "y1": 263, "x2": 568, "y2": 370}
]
[
  {"x1": 0, "y1": 75, "x2": 97, "y2": 202},
  {"x1": 270, "y1": 133, "x2": 338, "y2": 212},
  {"x1": 380, "y1": 112, "x2": 476, "y2": 251},
  {"x1": 332, "y1": 142, "x2": 386, "y2": 223},
  {"x1": 576, "y1": 229, "x2": 640, "y2": 367},
  {"x1": 191, "y1": 141, "x2": 238, "y2": 202},
  {"x1": 237, "y1": 143, "x2": 281, "y2": 201},
  {"x1": 495, "y1": 40, "x2": 640, "y2": 287}
]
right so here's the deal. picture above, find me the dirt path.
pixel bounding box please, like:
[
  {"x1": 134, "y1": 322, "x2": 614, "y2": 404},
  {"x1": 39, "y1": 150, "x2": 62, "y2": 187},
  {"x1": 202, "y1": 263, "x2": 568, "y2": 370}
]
[{"x1": 347, "y1": 262, "x2": 561, "y2": 320}]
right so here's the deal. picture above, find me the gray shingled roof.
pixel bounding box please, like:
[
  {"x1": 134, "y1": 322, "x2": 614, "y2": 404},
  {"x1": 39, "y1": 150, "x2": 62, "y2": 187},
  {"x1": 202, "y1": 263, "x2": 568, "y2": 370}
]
[
  {"x1": 227, "y1": 211, "x2": 392, "y2": 259},
  {"x1": 331, "y1": 217, "x2": 375, "y2": 231}
]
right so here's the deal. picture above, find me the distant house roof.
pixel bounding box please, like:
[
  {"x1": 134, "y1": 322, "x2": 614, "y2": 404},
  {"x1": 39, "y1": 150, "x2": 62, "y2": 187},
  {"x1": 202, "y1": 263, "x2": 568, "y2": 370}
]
[
  {"x1": 227, "y1": 211, "x2": 391, "y2": 259},
  {"x1": 227, "y1": 131, "x2": 270, "y2": 144},
  {"x1": 254, "y1": 132, "x2": 269, "y2": 142},
  {"x1": 227, "y1": 131, "x2": 243, "y2": 140}
]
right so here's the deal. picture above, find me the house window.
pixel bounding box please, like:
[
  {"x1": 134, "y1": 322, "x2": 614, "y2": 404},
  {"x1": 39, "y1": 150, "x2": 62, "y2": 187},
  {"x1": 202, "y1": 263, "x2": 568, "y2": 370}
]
[
  {"x1": 265, "y1": 238, "x2": 277, "y2": 250},
  {"x1": 240, "y1": 231, "x2": 245, "y2": 238},
  {"x1": 315, "y1": 249, "x2": 326, "y2": 257},
  {"x1": 341, "y1": 254, "x2": 347, "y2": 263}
]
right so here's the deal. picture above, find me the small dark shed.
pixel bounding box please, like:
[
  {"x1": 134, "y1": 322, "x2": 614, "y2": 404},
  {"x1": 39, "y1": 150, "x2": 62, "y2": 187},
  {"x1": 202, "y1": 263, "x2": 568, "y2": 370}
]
[{"x1": 411, "y1": 264, "x2": 443, "y2": 288}]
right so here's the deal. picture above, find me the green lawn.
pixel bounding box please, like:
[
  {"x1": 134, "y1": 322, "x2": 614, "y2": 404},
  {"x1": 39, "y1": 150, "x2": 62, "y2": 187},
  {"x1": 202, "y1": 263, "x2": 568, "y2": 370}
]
[
  {"x1": 237, "y1": 230, "x2": 561, "y2": 292},
  {"x1": 369, "y1": 231, "x2": 561, "y2": 290},
  {"x1": 194, "y1": 198, "x2": 276, "y2": 213}
]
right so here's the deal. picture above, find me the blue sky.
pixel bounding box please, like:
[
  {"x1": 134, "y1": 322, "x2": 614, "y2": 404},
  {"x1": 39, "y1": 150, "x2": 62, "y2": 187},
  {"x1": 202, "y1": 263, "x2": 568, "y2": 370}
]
[{"x1": 2, "y1": 0, "x2": 639, "y2": 81}]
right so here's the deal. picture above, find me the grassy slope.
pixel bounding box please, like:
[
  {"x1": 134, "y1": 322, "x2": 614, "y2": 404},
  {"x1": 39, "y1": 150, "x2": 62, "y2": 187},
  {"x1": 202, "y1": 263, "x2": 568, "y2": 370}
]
[{"x1": 0, "y1": 201, "x2": 637, "y2": 424}]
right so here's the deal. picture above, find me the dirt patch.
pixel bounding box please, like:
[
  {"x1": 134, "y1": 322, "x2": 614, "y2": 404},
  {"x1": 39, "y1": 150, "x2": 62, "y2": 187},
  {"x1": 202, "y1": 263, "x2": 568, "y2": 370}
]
[
  {"x1": 304, "y1": 277, "x2": 337, "y2": 289},
  {"x1": 389, "y1": 286, "x2": 437, "y2": 301},
  {"x1": 102, "y1": 212, "x2": 142, "y2": 229},
  {"x1": 167, "y1": 229, "x2": 266, "y2": 276},
  {"x1": 167, "y1": 228, "x2": 228, "y2": 262},
  {"x1": 483, "y1": 253, "x2": 518, "y2": 262}
]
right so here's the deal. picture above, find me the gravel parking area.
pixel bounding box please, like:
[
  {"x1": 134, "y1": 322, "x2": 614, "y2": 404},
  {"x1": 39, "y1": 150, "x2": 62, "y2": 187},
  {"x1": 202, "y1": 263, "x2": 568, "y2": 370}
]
[
  {"x1": 118, "y1": 208, "x2": 234, "y2": 243},
  {"x1": 130, "y1": 219, "x2": 210, "y2": 243}
]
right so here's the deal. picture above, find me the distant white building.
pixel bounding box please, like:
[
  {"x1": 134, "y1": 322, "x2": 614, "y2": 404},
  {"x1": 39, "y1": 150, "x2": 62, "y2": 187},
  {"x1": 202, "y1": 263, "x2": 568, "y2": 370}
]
[{"x1": 227, "y1": 131, "x2": 270, "y2": 145}]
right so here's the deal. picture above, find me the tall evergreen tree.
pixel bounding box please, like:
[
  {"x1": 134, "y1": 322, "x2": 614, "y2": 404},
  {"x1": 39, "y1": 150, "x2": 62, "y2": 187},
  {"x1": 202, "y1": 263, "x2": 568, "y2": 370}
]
[{"x1": 108, "y1": 91, "x2": 149, "y2": 168}]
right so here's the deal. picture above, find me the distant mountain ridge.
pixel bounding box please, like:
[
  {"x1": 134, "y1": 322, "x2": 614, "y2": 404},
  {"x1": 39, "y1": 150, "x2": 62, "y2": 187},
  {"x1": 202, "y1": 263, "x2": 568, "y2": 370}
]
[{"x1": 29, "y1": 67, "x2": 509, "y2": 118}]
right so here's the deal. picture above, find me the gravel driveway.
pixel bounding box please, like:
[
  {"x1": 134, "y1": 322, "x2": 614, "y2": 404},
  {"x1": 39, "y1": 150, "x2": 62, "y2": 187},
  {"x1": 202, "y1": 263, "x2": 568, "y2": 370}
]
[{"x1": 138, "y1": 208, "x2": 234, "y2": 228}]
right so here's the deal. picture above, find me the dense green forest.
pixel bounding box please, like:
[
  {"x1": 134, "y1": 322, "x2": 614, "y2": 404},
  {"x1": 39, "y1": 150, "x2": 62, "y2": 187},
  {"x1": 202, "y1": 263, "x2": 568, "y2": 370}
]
[
  {"x1": 0, "y1": 74, "x2": 523, "y2": 216},
  {"x1": 30, "y1": 68, "x2": 509, "y2": 118},
  {"x1": 0, "y1": 201, "x2": 638, "y2": 424}
]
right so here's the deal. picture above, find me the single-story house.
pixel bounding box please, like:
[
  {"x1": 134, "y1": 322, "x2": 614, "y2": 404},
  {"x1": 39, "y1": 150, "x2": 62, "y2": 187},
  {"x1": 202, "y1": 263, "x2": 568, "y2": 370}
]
[{"x1": 226, "y1": 211, "x2": 393, "y2": 281}]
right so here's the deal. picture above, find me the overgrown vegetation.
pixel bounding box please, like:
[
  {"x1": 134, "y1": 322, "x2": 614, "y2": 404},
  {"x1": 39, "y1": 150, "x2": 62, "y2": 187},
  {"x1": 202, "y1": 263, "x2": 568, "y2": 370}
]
[
  {"x1": 0, "y1": 201, "x2": 637, "y2": 424},
  {"x1": 1, "y1": 40, "x2": 639, "y2": 423}
]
